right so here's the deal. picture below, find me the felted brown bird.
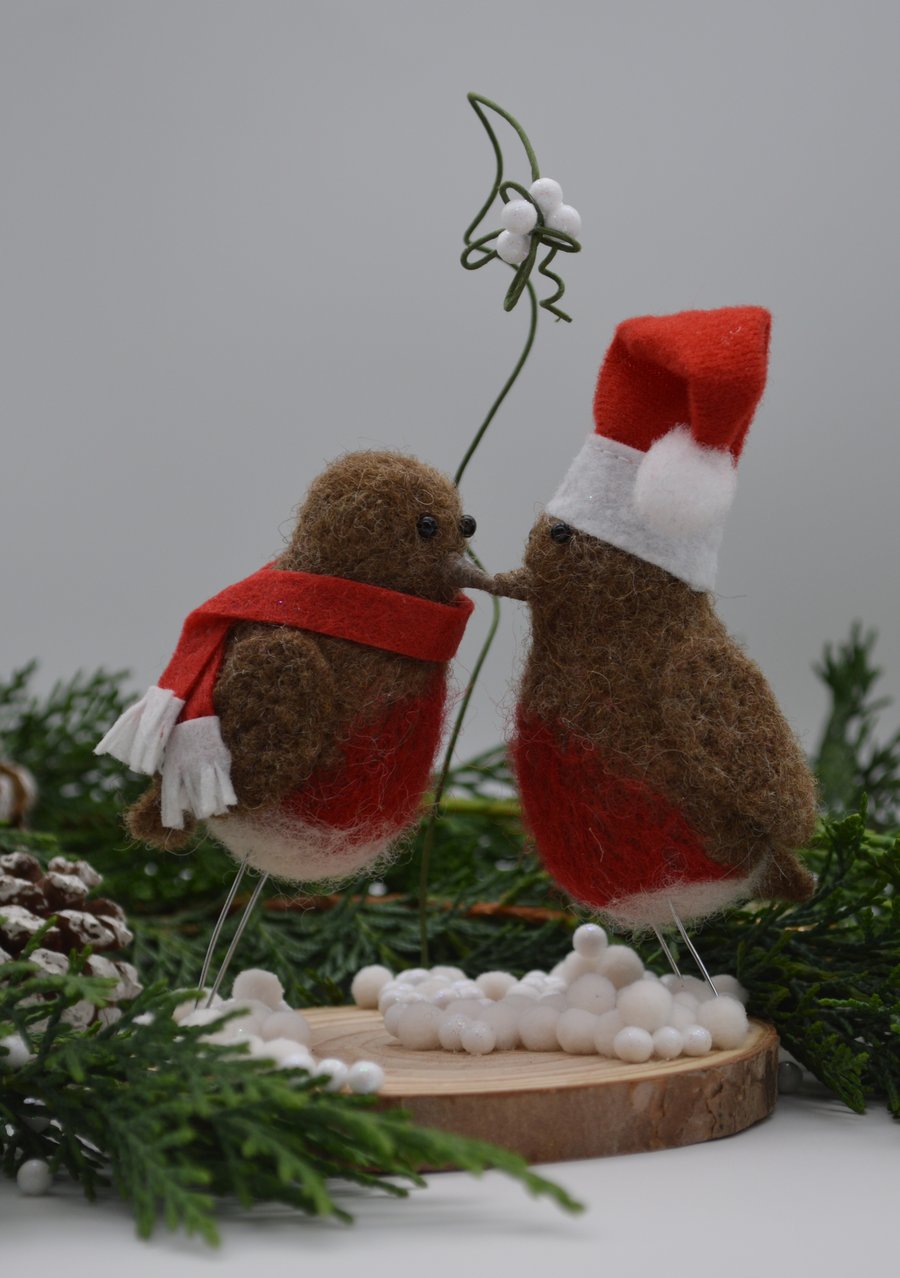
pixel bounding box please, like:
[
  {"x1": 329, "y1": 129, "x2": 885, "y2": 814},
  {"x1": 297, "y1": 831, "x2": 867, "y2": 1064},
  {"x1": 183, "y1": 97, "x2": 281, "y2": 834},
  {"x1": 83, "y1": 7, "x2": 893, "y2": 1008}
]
[
  {"x1": 97, "y1": 452, "x2": 482, "y2": 886},
  {"x1": 489, "y1": 307, "x2": 817, "y2": 930}
]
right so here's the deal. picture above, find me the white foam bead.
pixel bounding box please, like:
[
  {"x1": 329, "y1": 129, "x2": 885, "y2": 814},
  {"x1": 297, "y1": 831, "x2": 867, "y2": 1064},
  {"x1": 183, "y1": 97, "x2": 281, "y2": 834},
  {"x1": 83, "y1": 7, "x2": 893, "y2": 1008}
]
[
  {"x1": 232, "y1": 968, "x2": 284, "y2": 1010},
  {"x1": 593, "y1": 1009, "x2": 625, "y2": 1056},
  {"x1": 396, "y1": 1003, "x2": 443, "y2": 1050},
  {"x1": 475, "y1": 970, "x2": 516, "y2": 1000},
  {"x1": 501, "y1": 993, "x2": 542, "y2": 1012},
  {"x1": 1, "y1": 1033, "x2": 33, "y2": 1069},
  {"x1": 653, "y1": 1027, "x2": 684, "y2": 1060},
  {"x1": 260, "y1": 1010, "x2": 312, "y2": 1046},
  {"x1": 519, "y1": 1005, "x2": 562, "y2": 1052},
  {"x1": 383, "y1": 1003, "x2": 406, "y2": 1039},
  {"x1": 617, "y1": 981, "x2": 674, "y2": 1033},
  {"x1": 17, "y1": 1158, "x2": 52, "y2": 1196},
  {"x1": 181, "y1": 1007, "x2": 226, "y2": 1030},
  {"x1": 444, "y1": 998, "x2": 483, "y2": 1018},
  {"x1": 673, "y1": 990, "x2": 700, "y2": 1011},
  {"x1": 316, "y1": 1058, "x2": 349, "y2": 1091},
  {"x1": 545, "y1": 203, "x2": 581, "y2": 237},
  {"x1": 710, "y1": 975, "x2": 749, "y2": 1005},
  {"x1": 477, "y1": 1003, "x2": 519, "y2": 1051},
  {"x1": 572, "y1": 923, "x2": 608, "y2": 957},
  {"x1": 347, "y1": 1060, "x2": 385, "y2": 1094},
  {"x1": 449, "y1": 981, "x2": 482, "y2": 999},
  {"x1": 438, "y1": 1012, "x2": 471, "y2": 1052},
  {"x1": 430, "y1": 965, "x2": 466, "y2": 980},
  {"x1": 256, "y1": 1037, "x2": 312, "y2": 1067},
  {"x1": 500, "y1": 198, "x2": 538, "y2": 234},
  {"x1": 556, "y1": 1008, "x2": 599, "y2": 1054},
  {"x1": 660, "y1": 973, "x2": 681, "y2": 990},
  {"x1": 396, "y1": 967, "x2": 430, "y2": 986},
  {"x1": 522, "y1": 969, "x2": 548, "y2": 985},
  {"x1": 461, "y1": 1021, "x2": 496, "y2": 1055},
  {"x1": 672, "y1": 975, "x2": 715, "y2": 1002},
  {"x1": 614, "y1": 1026, "x2": 654, "y2": 1063},
  {"x1": 698, "y1": 996, "x2": 749, "y2": 1049},
  {"x1": 669, "y1": 1004, "x2": 697, "y2": 1032},
  {"x1": 598, "y1": 946, "x2": 645, "y2": 989},
  {"x1": 537, "y1": 992, "x2": 568, "y2": 1011},
  {"x1": 682, "y1": 1025, "x2": 713, "y2": 1056},
  {"x1": 505, "y1": 983, "x2": 541, "y2": 1001},
  {"x1": 431, "y1": 987, "x2": 457, "y2": 1010},
  {"x1": 544, "y1": 976, "x2": 567, "y2": 992},
  {"x1": 642, "y1": 970, "x2": 661, "y2": 981},
  {"x1": 558, "y1": 952, "x2": 602, "y2": 984},
  {"x1": 529, "y1": 177, "x2": 564, "y2": 213},
  {"x1": 566, "y1": 972, "x2": 617, "y2": 1016},
  {"x1": 377, "y1": 988, "x2": 405, "y2": 1013},
  {"x1": 173, "y1": 992, "x2": 223, "y2": 1023},
  {"x1": 496, "y1": 230, "x2": 531, "y2": 265}
]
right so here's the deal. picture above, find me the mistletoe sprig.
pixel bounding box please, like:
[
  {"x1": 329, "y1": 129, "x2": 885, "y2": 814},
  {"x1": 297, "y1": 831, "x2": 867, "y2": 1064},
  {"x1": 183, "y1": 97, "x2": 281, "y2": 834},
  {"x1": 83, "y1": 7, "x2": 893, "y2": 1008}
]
[{"x1": 461, "y1": 93, "x2": 582, "y2": 322}]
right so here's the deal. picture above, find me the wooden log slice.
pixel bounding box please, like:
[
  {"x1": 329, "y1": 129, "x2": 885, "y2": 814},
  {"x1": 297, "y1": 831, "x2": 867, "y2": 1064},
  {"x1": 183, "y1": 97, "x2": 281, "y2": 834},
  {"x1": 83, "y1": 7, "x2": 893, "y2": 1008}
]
[{"x1": 306, "y1": 1007, "x2": 779, "y2": 1163}]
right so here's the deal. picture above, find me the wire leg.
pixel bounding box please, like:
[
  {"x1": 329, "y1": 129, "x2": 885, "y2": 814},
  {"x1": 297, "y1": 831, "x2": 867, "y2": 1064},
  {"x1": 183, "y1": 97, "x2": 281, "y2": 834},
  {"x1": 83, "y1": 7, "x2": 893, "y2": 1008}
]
[
  {"x1": 205, "y1": 871, "x2": 269, "y2": 1008},
  {"x1": 196, "y1": 856, "x2": 249, "y2": 1004},
  {"x1": 668, "y1": 900, "x2": 719, "y2": 997},
  {"x1": 653, "y1": 925, "x2": 683, "y2": 980}
]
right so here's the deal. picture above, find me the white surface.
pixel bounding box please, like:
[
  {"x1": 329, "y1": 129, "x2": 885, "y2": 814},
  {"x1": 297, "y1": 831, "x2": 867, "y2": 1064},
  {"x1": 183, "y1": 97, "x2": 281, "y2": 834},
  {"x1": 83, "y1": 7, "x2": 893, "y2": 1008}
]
[
  {"x1": 2, "y1": 1096, "x2": 895, "y2": 1276},
  {"x1": 2, "y1": 1, "x2": 900, "y2": 757}
]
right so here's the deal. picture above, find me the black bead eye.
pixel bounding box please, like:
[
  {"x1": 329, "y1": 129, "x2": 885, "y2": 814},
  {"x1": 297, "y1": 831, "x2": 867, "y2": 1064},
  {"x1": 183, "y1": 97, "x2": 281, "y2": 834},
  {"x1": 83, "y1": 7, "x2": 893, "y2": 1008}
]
[
  {"x1": 459, "y1": 514, "x2": 477, "y2": 538},
  {"x1": 417, "y1": 514, "x2": 439, "y2": 539},
  {"x1": 550, "y1": 521, "x2": 573, "y2": 544}
]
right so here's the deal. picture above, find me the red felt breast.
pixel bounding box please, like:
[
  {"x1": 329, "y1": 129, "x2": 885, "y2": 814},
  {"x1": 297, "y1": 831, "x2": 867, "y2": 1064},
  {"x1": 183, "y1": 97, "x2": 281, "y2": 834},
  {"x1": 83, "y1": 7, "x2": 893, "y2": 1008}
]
[
  {"x1": 511, "y1": 710, "x2": 738, "y2": 909},
  {"x1": 280, "y1": 671, "x2": 447, "y2": 840}
]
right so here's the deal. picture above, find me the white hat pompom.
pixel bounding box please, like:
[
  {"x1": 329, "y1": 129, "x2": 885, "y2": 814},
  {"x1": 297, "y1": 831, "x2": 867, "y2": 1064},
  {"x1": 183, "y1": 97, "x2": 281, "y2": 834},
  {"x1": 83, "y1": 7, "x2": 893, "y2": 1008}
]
[{"x1": 633, "y1": 426, "x2": 737, "y2": 538}]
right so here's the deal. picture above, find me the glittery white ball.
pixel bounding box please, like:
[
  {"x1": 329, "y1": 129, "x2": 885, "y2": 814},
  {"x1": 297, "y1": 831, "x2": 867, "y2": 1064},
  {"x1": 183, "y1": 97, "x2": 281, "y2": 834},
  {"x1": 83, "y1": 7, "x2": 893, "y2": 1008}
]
[
  {"x1": 537, "y1": 992, "x2": 568, "y2": 1011},
  {"x1": 566, "y1": 973, "x2": 617, "y2": 1016},
  {"x1": 431, "y1": 965, "x2": 466, "y2": 981},
  {"x1": 496, "y1": 230, "x2": 531, "y2": 265},
  {"x1": 449, "y1": 981, "x2": 483, "y2": 999},
  {"x1": 476, "y1": 971, "x2": 517, "y2": 1000},
  {"x1": 348, "y1": 1059, "x2": 385, "y2": 1094},
  {"x1": 617, "y1": 981, "x2": 673, "y2": 1032},
  {"x1": 172, "y1": 992, "x2": 222, "y2": 1023},
  {"x1": 397, "y1": 1003, "x2": 443, "y2": 1050},
  {"x1": 709, "y1": 975, "x2": 749, "y2": 1005},
  {"x1": 682, "y1": 1025, "x2": 713, "y2": 1056},
  {"x1": 444, "y1": 998, "x2": 484, "y2": 1018},
  {"x1": 545, "y1": 203, "x2": 581, "y2": 237},
  {"x1": 383, "y1": 1003, "x2": 406, "y2": 1039},
  {"x1": 477, "y1": 1002, "x2": 520, "y2": 1051},
  {"x1": 557, "y1": 952, "x2": 602, "y2": 984},
  {"x1": 461, "y1": 1021, "x2": 496, "y2": 1055},
  {"x1": 613, "y1": 1026, "x2": 654, "y2": 1063},
  {"x1": 505, "y1": 983, "x2": 541, "y2": 1002},
  {"x1": 352, "y1": 965, "x2": 394, "y2": 1008},
  {"x1": 232, "y1": 968, "x2": 284, "y2": 1010},
  {"x1": 181, "y1": 1007, "x2": 227, "y2": 1030},
  {"x1": 593, "y1": 1009, "x2": 625, "y2": 1056},
  {"x1": 1, "y1": 1033, "x2": 32, "y2": 1069},
  {"x1": 501, "y1": 198, "x2": 538, "y2": 234},
  {"x1": 431, "y1": 987, "x2": 457, "y2": 1010},
  {"x1": 316, "y1": 1058, "x2": 349, "y2": 1091},
  {"x1": 556, "y1": 1008, "x2": 599, "y2": 1054},
  {"x1": 572, "y1": 923, "x2": 608, "y2": 957},
  {"x1": 652, "y1": 1027, "x2": 684, "y2": 1060},
  {"x1": 258, "y1": 1037, "x2": 313, "y2": 1067},
  {"x1": 17, "y1": 1158, "x2": 52, "y2": 1196},
  {"x1": 438, "y1": 1012, "x2": 471, "y2": 1052},
  {"x1": 519, "y1": 1005, "x2": 562, "y2": 1052},
  {"x1": 397, "y1": 967, "x2": 430, "y2": 986},
  {"x1": 529, "y1": 177, "x2": 564, "y2": 213},
  {"x1": 698, "y1": 995, "x2": 749, "y2": 1049},
  {"x1": 260, "y1": 1010, "x2": 311, "y2": 1045},
  {"x1": 599, "y1": 946, "x2": 645, "y2": 989}
]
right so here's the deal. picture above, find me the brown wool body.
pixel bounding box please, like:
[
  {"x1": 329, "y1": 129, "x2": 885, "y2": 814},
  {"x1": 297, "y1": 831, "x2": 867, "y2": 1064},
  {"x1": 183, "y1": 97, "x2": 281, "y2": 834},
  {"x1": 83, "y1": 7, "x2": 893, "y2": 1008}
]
[
  {"x1": 492, "y1": 521, "x2": 817, "y2": 922},
  {"x1": 126, "y1": 453, "x2": 474, "y2": 867}
]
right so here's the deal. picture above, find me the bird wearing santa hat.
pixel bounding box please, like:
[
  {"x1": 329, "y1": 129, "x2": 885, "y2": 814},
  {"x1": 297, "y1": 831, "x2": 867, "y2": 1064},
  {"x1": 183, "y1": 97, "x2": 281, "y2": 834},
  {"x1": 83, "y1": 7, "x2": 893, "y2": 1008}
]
[
  {"x1": 490, "y1": 306, "x2": 817, "y2": 929},
  {"x1": 97, "y1": 452, "x2": 481, "y2": 887}
]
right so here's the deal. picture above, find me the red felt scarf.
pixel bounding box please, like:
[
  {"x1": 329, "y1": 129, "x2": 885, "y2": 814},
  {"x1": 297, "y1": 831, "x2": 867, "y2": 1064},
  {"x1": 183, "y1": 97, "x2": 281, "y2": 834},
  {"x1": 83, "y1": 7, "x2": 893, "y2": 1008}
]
[{"x1": 158, "y1": 566, "x2": 474, "y2": 722}]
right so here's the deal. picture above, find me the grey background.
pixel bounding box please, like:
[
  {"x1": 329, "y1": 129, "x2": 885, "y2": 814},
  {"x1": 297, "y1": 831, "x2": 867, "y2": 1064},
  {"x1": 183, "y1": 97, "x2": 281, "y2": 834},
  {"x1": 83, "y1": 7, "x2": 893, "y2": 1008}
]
[{"x1": 2, "y1": 0, "x2": 898, "y2": 762}]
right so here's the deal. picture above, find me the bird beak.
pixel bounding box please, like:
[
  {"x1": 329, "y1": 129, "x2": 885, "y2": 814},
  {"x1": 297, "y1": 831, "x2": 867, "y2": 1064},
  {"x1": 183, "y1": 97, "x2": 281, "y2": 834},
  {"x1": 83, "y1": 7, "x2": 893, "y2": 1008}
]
[
  {"x1": 447, "y1": 554, "x2": 494, "y2": 592},
  {"x1": 486, "y1": 567, "x2": 533, "y2": 602}
]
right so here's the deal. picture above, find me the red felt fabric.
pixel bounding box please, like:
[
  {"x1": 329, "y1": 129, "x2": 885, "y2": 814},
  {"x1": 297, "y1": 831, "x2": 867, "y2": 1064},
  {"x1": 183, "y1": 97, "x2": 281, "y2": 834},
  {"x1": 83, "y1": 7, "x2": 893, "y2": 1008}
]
[
  {"x1": 511, "y1": 710, "x2": 739, "y2": 910},
  {"x1": 592, "y1": 306, "x2": 771, "y2": 457},
  {"x1": 281, "y1": 670, "x2": 446, "y2": 838},
  {"x1": 157, "y1": 566, "x2": 474, "y2": 721}
]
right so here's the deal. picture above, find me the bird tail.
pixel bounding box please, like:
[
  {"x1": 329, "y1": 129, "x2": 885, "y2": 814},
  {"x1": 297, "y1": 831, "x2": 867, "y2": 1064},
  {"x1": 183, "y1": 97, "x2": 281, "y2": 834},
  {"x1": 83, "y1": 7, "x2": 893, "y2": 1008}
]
[
  {"x1": 126, "y1": 779, "x2": 196, "y2": 851},
  {"x1": 756, "y1": 848, "x2": 816, "y2": 903}
]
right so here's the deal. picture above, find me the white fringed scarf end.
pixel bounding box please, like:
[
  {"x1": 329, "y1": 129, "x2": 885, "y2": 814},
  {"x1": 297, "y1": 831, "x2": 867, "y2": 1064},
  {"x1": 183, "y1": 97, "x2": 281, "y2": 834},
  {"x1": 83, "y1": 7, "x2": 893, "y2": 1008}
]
[
  {"x1": 94, "y1": 685, "x2": 184, "y2": 775},
  {"x1": 160, "y1": 716, "x2": 238, "y2": 829}
]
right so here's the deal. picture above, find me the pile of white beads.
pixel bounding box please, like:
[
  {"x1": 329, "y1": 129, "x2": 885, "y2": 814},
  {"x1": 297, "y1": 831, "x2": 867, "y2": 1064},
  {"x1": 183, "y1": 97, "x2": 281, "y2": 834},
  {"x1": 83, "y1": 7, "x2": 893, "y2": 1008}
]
[
  {"x1": 496, "y1": 177, "x2": 582, "y2": 266},
  {"x1": 352, "y1": 925, "x2": 749, "y2": 1063},
  {"x1": 177, "y1": 968, "x2": 385, "y2": 1094}
]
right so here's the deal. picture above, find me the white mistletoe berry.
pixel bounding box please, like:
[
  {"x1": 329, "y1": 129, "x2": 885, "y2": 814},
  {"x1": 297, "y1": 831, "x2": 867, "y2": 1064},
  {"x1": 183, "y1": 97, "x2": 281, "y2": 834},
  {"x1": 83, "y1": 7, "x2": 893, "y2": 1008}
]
[
  {"x1": 496, "y1": 230, "x2": 531, "y2": 265},
  {"x1": 545, "y1": 203, "x2": 582, "y2": 237},
  {"x1": 529, "y1": 177, "x2": 564, "y2": 214},
  {"x1": 501, "y1": 198, "x2": 538, "y2": 235}
]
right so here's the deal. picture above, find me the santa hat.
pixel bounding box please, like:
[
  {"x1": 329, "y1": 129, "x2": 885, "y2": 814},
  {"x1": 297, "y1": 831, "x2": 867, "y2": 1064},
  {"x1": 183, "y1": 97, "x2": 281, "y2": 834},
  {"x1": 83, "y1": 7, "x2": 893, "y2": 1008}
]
[{"x1": 546, "y1": 306, "x2": 771, "y2": 591}]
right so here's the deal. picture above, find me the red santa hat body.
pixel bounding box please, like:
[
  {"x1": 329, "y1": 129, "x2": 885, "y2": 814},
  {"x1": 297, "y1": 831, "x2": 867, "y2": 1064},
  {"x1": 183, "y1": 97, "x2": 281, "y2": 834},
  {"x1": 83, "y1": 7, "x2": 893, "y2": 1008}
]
[{"x1": 546, "y1": 306, "x2": 771, "y2": 592}]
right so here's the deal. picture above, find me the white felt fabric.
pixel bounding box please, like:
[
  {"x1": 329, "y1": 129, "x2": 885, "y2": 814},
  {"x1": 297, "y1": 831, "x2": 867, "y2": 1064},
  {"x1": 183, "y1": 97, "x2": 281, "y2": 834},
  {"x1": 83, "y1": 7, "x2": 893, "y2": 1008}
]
[
  {"x1": 633, "y1": 426, "x2": 737, "y2": 538},
  {"x1": 94, "y1": 685, "x2": 184, "y2": 774},
  {"x1": 160, "y1": 715, "x2": 237, "y2": 828},
  {"x1": 546, "y1": 433, "x2": 730, "y2": 592}
]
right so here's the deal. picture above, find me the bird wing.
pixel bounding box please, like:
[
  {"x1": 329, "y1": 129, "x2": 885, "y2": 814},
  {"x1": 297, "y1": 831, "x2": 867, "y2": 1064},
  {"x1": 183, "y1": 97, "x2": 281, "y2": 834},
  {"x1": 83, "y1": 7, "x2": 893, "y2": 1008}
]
[
  {"x1": 214, "y1": 626, "x2": 337, "y2": 809},
  {"x1": 657, "y1": 636, "x2": 817, "y2": 847}
]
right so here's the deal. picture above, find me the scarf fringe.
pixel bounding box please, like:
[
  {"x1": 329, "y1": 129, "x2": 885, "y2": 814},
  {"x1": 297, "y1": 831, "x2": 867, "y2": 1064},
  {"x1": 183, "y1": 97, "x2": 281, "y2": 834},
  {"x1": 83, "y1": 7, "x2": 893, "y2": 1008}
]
[
  {"x1": 160, "y1": 716, "x2": 238, "y2": 828},
  {"x1": 94, "y1": 685, "x2": 184, "y2": 775}
]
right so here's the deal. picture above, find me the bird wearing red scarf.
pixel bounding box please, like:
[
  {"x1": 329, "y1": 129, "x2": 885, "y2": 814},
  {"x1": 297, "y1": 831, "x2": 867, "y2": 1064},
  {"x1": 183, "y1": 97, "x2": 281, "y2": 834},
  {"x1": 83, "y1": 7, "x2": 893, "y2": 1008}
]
[
  {"x1": 490, "y1": 307, "x2": 817, "y2": 930},
  {"x1": 97, "y1": 452, "x2": 480, "y2": 885}
]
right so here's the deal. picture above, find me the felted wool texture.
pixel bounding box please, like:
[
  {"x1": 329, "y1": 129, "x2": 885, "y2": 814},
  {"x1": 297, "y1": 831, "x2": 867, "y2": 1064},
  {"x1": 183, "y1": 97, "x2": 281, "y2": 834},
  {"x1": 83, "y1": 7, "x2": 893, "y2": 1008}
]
[
  {"x1": 499, "y1": 519, "x2": 817, "y2": 927},
  {"x1": 126, "y1": 452, "x2": 472, "y2": 876}
]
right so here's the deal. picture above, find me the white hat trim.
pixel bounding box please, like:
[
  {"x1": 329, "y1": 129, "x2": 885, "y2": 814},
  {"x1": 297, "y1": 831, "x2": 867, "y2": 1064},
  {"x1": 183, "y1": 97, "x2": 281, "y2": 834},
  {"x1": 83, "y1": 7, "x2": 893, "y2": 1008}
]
[{"x1": 546, "y1": 433, "x2": 728, "y2": 592}]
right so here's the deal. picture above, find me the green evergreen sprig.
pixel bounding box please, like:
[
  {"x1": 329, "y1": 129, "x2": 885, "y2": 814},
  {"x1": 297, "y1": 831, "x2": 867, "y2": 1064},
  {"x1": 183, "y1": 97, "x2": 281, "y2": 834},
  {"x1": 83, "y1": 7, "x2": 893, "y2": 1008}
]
[{"x1": 0, "y1": 957, "x2": 582, "y2": 1242}]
